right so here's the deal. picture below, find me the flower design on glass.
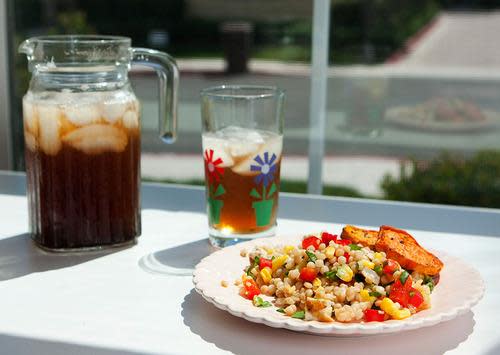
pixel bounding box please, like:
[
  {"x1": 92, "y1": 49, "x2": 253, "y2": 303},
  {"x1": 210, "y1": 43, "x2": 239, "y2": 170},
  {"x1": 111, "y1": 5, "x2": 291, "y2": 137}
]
[
  {"x1": 251, "y1": 152, "x2": 277, "y2": 187},
  {"x1": 204, "y1": 149, "x2": 224, "y2": 183}
]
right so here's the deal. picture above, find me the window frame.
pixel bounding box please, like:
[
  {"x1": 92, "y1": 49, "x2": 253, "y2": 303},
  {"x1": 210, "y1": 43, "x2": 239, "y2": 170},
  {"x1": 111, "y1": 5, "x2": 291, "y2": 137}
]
[{"x1": 0, "y1": 0, "x2": 13, "y2": 170}]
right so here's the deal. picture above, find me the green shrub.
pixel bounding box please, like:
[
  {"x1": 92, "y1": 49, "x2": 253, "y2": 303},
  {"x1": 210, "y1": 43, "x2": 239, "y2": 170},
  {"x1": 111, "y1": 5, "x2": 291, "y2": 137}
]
[{"x1": 381, "y1": 150, "x2": 500, "y2": 208}]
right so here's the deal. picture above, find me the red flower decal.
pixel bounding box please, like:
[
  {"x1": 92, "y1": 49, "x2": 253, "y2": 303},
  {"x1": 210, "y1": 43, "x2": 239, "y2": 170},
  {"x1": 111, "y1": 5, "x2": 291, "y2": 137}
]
[{"x1": 204, "y1": 149, "x2": 224, "y2": 183}]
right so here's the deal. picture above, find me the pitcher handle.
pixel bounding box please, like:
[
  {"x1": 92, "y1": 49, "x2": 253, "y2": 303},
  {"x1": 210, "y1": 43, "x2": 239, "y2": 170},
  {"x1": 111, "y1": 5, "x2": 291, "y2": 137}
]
[{"x1": 131, "y1": 48, "x2": 179, "y2": 143}]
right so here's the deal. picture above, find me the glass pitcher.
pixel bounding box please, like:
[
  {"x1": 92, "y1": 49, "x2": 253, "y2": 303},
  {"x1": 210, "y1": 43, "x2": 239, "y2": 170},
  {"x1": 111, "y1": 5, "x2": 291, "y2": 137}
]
[{"x1": 19, "y1": 35, "x2": 179, "y2": 251}]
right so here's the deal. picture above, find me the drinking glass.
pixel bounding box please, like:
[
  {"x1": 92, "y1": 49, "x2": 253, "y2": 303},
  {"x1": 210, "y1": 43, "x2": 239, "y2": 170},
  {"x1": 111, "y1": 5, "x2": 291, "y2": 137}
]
[{"x1": 201, "y1": 85, "x2": 285, "y2": 248}]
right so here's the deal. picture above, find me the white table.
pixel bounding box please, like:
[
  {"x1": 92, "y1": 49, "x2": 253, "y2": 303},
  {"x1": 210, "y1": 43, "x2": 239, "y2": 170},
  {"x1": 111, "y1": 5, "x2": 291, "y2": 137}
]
[{"x1": 0, "y1": 171, "x2": 499, "y2": 355}]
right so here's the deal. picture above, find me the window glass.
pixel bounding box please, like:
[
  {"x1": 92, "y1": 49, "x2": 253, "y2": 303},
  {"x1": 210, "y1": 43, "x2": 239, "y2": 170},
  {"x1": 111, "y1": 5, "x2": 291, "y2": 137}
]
[
  {"x1": 10, "y1": 0, "x2": 313, "y2": 192},
  {"x1": 326, "y1": 1, "x2": 500, "y2": 208}
]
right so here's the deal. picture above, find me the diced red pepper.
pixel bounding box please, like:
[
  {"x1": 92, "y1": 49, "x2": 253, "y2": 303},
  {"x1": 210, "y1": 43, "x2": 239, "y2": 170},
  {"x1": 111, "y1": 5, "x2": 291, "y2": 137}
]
[
  {"x1": 398, "y1": 273, "x2": 413, "y2": 290},
  {"x1": 321, "y1": 232, "x2": 338, "y2": 245},
  {"x1": 344, "y1": 251, "x2": 351, "y2": 263},
  {"x1": 259, "y1": 258, "x2": 272, "y2": 270},
  {"x1": 383, "y1": 259, "x2": 399, "y2": 275},
  {"x1": 299, "y1": 267, "x2": 318, "y2": 282},
  {"x1": 389, "y1": 288, "x2": 409, "y2": 307},
  {"x1": 336, "y1": 239, "x2": 351, "y2": 246},
  {"x1": 302, "y1": 236, "x2": 321, "y2": 250},
  {"x1": 408, "y1": 288, "x2": 424, "y2": 308},
  {"x1": 242, "y1": 278, "x2": 260, "y2": 300},
  {"x1": 392, "y1": 272, "x2": 413, "y2": 292},
  {"x1": 364, "y1": 309, "x2": 386, "y2": 322}
]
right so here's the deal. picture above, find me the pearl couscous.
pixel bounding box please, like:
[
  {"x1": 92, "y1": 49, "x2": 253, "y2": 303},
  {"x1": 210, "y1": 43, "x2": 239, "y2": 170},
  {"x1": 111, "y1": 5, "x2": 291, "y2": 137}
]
[{"x1": 239, "y1": 231, "x2": 437, "y2": 323}]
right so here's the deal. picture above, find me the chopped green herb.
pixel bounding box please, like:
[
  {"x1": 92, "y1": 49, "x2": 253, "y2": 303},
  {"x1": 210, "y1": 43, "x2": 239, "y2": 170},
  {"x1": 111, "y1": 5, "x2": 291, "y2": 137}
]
[
  {"x1": 305, "y1": 251, "x2": 317, "y2": 263},
  {"x1": 291, "y1": 310, "x2": 305, "y2": 319},
  {"x1": 246, "y1": 256, "x2": 261, "y2": 278},
  {"x1": 400, "y1": 270, "x2": 410, "y2": 285},
  {"x1": 253, "y1": 296, "x2": 272, "y2": 307},
  {"x1": 374, "y1": 264, "x2": 383, "y2": 275},
  {"x1": 427, "y1": 281, "x2": 435, "y2": 293},
  {"x1": 349, "y1": 244, "x2": 362, "y2": 250},
  {"x1": 369, "y1": 291, "x2": 382, "y2": 298},
  {"x1": 409, "y1": 291, "x2": 415, "y2": 297},
  {"x1": 423, "y1": 275, "x2": 435, "y2": 292},
  {"x1": 276, "y1": 308, "x2": 285, "y2": 313},
  {"x1": 324, "y1": 269, "x2": 338, "y2": 280},
  {"x1": 245, "y1": 266, "x2": 254, "y2": 278}
]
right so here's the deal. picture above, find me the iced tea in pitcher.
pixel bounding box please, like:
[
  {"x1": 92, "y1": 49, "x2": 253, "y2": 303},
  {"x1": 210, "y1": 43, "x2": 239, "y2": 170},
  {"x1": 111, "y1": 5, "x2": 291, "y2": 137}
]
[
  {"x1": 19, "y1": 35, "x2": 179, "y2": 250},
  {"x1": 24, "y1": 92, "x2": 141, "y2": 249}
]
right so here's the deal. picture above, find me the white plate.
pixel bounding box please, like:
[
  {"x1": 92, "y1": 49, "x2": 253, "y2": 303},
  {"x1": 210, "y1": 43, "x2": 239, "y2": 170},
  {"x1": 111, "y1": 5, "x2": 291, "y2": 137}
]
[{"x1": 193, "y1": 234, "x2": 485, "y2": 336}]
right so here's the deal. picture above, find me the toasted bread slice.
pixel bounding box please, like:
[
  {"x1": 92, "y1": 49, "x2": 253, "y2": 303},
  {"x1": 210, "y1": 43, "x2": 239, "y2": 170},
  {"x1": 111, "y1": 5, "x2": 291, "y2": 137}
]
[
  {"x1": 340, "y1": 225, "x2": 379, "y2": 247},
  {"x1": 375, "y1": 225, "x2": 443, "y2": 276}
]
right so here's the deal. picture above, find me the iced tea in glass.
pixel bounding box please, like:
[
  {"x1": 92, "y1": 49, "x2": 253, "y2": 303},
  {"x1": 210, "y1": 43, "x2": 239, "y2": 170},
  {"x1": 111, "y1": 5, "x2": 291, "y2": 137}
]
[{"x1": 201, "y1": 86, "x2": 285, "y2": 247}]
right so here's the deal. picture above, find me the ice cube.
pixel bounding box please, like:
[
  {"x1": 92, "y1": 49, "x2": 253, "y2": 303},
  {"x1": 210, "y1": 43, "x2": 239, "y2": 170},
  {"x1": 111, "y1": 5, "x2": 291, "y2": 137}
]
[
  {"x1": 63, "y1": 104, "x2": 101, "y2": 126},
  {"x1": 101, "y1": 101, "x2": 127, "y2": 123},
  {"x1": 22, "y1": 99, "x2": 38, "y2": 136},
  {"x1": 201, "y1": 135, "x2": 234, "y2": 167},
  {"x1": 24, "y1": 131, "x2": 38, "y2": 152},
  {"x1": 215, "y1": 126, "x2": 265, "y2": 159},
  {"x1": 62, "y1": 124, "x2": 128, "y2": 154},
  {"x1": 37, "y1": 105, "x2": 62, "y2": 155},
  {"x1": 218, "y1": 126, "x2": 265, "y2": 143},
  {"x1": 227, "y1": 139, "x2": 262, "y2": 159},
  {"x1": 122, "y1": 110, "x2": 139, "y2": 130},
  {"x1": 231, "y1": 135, "x2": 283, "y2": 175},
  {"x1": 131, "y1": 99, "x2": 140, "y2": 112}
]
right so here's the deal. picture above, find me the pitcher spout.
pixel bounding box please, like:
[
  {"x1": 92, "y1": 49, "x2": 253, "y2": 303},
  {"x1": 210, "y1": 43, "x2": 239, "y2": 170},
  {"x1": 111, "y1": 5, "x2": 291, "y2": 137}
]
[{"x1": 18, "y1": 39, "x2": 34, "y2": 56}]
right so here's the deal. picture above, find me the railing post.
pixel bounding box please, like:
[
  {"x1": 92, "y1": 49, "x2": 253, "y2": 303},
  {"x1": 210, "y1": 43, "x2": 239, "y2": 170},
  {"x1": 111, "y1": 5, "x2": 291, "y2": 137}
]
[{"x1": 307, "y1": 0, "x2": 331, "y2": 194}]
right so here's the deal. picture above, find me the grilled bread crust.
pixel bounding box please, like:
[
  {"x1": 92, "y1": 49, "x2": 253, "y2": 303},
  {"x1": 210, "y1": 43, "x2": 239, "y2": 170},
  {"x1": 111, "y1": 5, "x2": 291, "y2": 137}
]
[{"x1": 341, "y1": 225, "x2": 443, "y2": 276}]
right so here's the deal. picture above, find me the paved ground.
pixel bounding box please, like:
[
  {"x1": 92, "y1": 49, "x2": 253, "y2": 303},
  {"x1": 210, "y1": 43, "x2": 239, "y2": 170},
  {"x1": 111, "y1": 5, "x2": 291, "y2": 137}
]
[{"x1": 397, "y1": 11, "x2": 500, "y2": 68}]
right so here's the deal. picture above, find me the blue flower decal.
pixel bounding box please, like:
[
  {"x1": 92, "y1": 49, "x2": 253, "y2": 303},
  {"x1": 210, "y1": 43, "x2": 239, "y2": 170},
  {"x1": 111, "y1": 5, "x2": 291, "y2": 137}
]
[{"x1": 250, "y1": 152, "x2": 277, "y2": 187}]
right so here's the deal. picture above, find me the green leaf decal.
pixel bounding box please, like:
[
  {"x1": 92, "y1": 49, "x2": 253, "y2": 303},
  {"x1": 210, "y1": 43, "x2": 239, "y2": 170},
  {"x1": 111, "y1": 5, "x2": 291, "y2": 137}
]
[
  {"x1": 267, "y1": 183, "x2": 277, "y2": 198},
  {"x1": 250, "y1": 188, "x2": 261, "y2": 199},
  {"x1": 214, "y1": 184, "x2": 226, "y2": 197}
]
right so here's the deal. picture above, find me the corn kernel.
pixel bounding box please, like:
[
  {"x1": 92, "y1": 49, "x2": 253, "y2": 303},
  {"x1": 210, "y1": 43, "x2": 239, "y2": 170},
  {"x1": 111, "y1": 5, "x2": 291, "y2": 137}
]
[
  {"x1": 272, "y1": 255, "x2": 289, "y2": 272},
  {"x1": 312, "y1": 278, "x2": 322, "y2": 288},
  {"x1": 360, "y1": 289, "x2": 373, "y2": 302},
  {"x1": 359, "y1": 259, "x2": 375, "y2": 270},
  {"x1": 336, "y1": 264, "x2": 354, "y2": 282},
  {"x1": 373, "y1": 252, "x2": 384, "y2": 262},
  {"x1": 380, "y1": 297, "x2": 397, "y2": 314},
  {"x1": 325, "y1": 246, "x2": 336, "y2": 259},
  {"x1": 283, "y1": 245, "x2": 295, "y2": 254},
  {"x1": 264, "y1": 247, "x2": 274, "y2": 255},
  {"x1": 260, "y1": 267, "x2": 272, "y2": 284},
  {"x1": 393, "y1": 308, "x2": 411, "y2": 320},
  {"x1": 380, "y1": 297, "x2": 411, "y2": 320}
]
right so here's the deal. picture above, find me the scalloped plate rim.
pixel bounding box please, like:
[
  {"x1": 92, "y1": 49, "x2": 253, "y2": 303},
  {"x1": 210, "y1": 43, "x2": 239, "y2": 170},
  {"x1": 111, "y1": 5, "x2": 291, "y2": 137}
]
[{"x1": 193, "y1": 234, "x2": 485, "y2": 336}]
